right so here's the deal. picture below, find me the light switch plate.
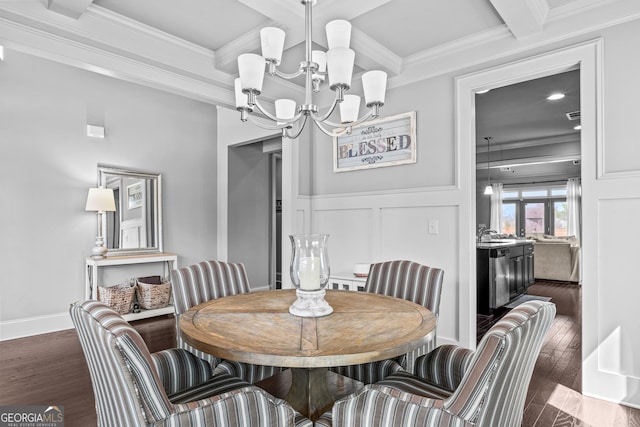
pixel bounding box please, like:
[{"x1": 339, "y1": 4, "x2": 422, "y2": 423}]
[{"x1": 428, "y1": 219, "x2": 439, "y2": 234}]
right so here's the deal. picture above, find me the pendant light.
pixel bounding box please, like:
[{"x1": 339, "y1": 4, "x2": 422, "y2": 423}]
[{"x1": 483, "y1": 137, "x2": 493, "y2": 195}]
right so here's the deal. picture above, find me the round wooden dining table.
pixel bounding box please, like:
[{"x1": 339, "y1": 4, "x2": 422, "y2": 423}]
[{"x1": 179, "y1": 289, "x2": 436, "y2": 420}]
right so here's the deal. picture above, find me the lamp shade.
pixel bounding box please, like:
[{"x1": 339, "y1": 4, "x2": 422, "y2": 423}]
[
  {"x1": 238, "y1": 53, "x2": 266, "y2": 93},
  {"x1": 312, "y1": 50, "x2": 327, "y2": 72},
  {"x1": 260, "y1": 27, "x2": 285, "y2": 64},
  {"x1": 362, "y1": 70, "x2": 387, "y2": 106},
  {"x1": 327, "y1": 48, "x2": 355, "y2": 89},
  {"x1": 339, "y1": 94, "x2": 360, "y2": 124},
  {"x1": 326, "y1": 20, "x2": 351, "y2": 49},
  {"x1": 484, "y1": 185, "x2": 494, "y2": 195},
  {"x1": 275, "y1": 99, "x2": 297, "y2": 125},
  {"x1": 234, "y1": 78, "x2": 249, "y2": 110},
  {"x1": 85, "y1": 188, "x2": 116, "y2": 212}
]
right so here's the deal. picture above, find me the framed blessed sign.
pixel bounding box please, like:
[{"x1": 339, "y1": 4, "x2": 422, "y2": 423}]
[{"x1": 333, "y1": 111, "x2": 416, "y2": 172}]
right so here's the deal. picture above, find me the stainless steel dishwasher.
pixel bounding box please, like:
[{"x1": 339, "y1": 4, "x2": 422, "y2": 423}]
[{"x1": 489, "y1": 248, "x2": 510, "y2": 309}]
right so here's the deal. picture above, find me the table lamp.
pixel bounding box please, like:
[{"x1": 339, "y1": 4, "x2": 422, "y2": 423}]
[{"x1": 85, "y1": 187, "x2": 116, "y2": 259}]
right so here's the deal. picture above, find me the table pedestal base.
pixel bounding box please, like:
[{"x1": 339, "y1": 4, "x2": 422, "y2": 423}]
[
  {"x1": 255, "y1": 368, "x2": 363, "y2": 421},
  {"x1": 287, "y1": 368, "x2": 333, "y2": 420}
]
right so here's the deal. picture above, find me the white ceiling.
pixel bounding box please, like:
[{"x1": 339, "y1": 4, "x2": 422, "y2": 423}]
[
  {"x1": 38, "y1": 0, "x2": 612, "y2": 79},
  {"x1": 2, "y1": 0, "x2": 635, "y2": 180}
]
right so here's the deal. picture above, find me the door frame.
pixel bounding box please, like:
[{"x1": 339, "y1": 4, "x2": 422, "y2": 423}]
[{"x1": 456, "y1": 39, "x2": 601, "y2": 353}]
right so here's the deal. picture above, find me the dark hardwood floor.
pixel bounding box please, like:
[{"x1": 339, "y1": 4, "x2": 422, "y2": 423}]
[
  {"x1": 1, "y1": 284, "x2": 638, "y2": 426},
  {"x1": 0, "y1": 314, "x2": 176, "y2": 427},
  {"x1": 478, "y1": 280, "x2": 640, "y2": 427}
]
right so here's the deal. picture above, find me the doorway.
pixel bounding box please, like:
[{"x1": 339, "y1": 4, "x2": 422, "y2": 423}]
[
  {"x1": 456, "y1": 40, "x2": 602, "y2": 392},
  {"x1": 227, "y1": 138, "x2": 282, "y2": 290},
  {"x1": 457, "y1": 40, "x2": 600, "y2": 352},
  {"x1": 474, "y1": 69, "x2": 582, "y2": 345}
]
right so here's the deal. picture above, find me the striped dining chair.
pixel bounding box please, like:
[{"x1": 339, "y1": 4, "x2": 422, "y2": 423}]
[
  {"x1": 170, "y1": 260, "x2": 284, "y2": 383},
  {"x1": 70, "y1": 300, "x2": 312, "y2": 427},
  {"x1": 330, "y1": 260, "x2": 444, "y2": 384},
  {"x1": 316, "y1": 300, "x2": 556, "y2": 427}
]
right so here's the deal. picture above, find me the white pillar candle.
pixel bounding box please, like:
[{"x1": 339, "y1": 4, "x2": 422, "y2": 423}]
[{"x1": 299, "y1": 256, "x2": 320, "y2": 290}]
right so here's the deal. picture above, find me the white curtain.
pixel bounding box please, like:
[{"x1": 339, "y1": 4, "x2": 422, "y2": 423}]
[
  {"x1": 567, "y1": 178, "x2": 581, "y2": 241},
  {"x1": 489, "y1": 183, "x2": 503, "y2": 233}
]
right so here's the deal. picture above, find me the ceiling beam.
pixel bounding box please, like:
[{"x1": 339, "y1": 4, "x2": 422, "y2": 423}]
[
  {"x1": 47, "y1": 0, "x2": 94, "y2": 19},
  {"x1": 351, "y1": 27, "x2": 402, "y2": 76},
  {"x1": 490, "y1": 0, "x2": 549, "y2": 39}
]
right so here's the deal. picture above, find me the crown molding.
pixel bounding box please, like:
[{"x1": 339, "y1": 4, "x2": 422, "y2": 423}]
[
  {"x1": 390, "y1": 0, "x2": 640, "y2": 90},
  {"x1": 1, "y1": 0, "x2": 638, "y2": 107}
]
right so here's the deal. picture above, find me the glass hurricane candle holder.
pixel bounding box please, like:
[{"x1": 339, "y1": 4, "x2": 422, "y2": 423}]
[{"x1": 289, "y1": 234, "x2": 333, "y2": 317}]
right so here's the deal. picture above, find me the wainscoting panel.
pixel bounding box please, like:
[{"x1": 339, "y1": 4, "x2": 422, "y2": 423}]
[
  {"x1": 379, "y1": 205, "x2": 460, "y2": 343},
  {"x1": 313, "y1": 208, "x2": 374, "y2": 273},
  {"x1": 312, "y1": 193, "x2": 462, "y2": 346},
  {"x1": 597, "y1": 197, "x2": 640, "y2": 380}
]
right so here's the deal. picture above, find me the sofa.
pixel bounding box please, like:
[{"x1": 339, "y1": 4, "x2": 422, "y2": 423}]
[{"x1": 527, "y1": 234, "x2": 580, "y2": 282}]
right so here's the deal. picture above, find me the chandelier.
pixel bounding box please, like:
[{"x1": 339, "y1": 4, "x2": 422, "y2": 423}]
[{"x1": 234, "y1": 0, "x2": 388, "y2": 139}]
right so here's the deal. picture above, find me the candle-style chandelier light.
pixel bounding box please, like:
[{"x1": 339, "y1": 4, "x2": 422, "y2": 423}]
[{"x1": 234, "y1": 0, "x2": 388, "y2": 139}]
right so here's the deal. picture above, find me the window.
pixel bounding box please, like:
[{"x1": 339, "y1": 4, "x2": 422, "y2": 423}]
[
  {"x1": 502, "y1": 202, "x2": 517, "y2": 234},
  {"x1": 500, "y1": 185, "x2": 567, "y2": 236},
  {"x1": 553, "y1": 200, "x2": 568, "y2": 236},
  {"x1": 524, "y1": 202, "x2": 545, "y2": 233}
]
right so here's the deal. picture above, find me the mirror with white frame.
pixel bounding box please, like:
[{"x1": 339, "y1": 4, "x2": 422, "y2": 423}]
[{"x1": 97, "y1": 164, "x2": 163, "y2": 256}]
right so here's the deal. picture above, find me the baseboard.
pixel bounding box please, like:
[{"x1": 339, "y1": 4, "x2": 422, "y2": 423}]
[
  {"x1": 0, "y1": 312, "x2": 73, "y2": 341},
  {"x1": 582, "y1": 391, "x2": 640, "y2": 410}
]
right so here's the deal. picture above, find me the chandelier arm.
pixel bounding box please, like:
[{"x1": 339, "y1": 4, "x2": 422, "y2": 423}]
[
  {"x1": 246, "y1": 115, "x2": 290, "y2": 131},
  {"x1": 318, "y1": 109, "x2": 374, "y2": 129},
  {"x1": 254, "y1": 98, "x2": 303, "y2": 125},
  {"x1": 341, "y1": 109, "x2": 375, "y2": 128},
  {"x1": 312, "y1": 119, "x2": 352, "y2": 137},
  {"x1": 272, "y1": 67, "x2": 305, "y2": 80},
  {"x1": 310, "y1": 95, "x2": 340, "y2": 123},
  {"x1": 284, "y1": 115, "x2": 309, "y2": 139}
]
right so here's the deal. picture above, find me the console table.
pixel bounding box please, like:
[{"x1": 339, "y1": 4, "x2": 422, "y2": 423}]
[
  {"x1": 328, "y1": 272, "x2": 367, "y2": 292},
  {"x1": 85, "y1": 253, "x2": 177, "y2": 321}
]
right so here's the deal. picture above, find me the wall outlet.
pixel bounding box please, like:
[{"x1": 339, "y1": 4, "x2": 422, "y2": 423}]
[{"x1": 428, "y1": 219, "x2": 439, "y2": 234}]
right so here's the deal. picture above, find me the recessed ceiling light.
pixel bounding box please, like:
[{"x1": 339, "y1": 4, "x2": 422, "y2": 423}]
[
  {"x1": 0, "y1": 45, "x2": 4, "y2": 61},
  {"x1": 574, "y1": 124, "x2": 582, "y2": 130},
  {"x1": 547, "y1": 93, "x2": 565, "y2": 101}
]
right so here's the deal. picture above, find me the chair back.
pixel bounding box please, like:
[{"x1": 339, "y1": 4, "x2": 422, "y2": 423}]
[
  {"x1": 365, "y1": 260, "x2": 444, "y2": 317},
  {"x1": 366, "y1": 260, "x2": 444, "y2": 370},
  {"x1": 170, "y1": 261, "x2": 270, "y2": 378},
  {"x1": 328, "y1": 301, "x2": 555, "y2": 427},
  {"x1": 171, "y1": 261, "x2": 250, "y2": 367},
  {"x1": 170, "y1": 261, "x2": 251, "y2": 316},
  {"x1": 445, "y1": 300, "x2": 556, "y2": 427},
  {"x1": 70, "y1": 301, "x2": 173, "y2": 426}
]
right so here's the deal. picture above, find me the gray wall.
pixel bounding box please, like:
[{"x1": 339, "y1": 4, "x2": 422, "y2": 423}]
[
  {"x1": 312, "y1": 73, "x2": 456, "y2": 194},
  {"x1": 0, "y1": 51, "x2": 218, "y2": 327}
]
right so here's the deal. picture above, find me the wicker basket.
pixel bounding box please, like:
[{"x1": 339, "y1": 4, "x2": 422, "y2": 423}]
[
  {"x1": 136, "y1": 276, "x2": 171, "y2": 310},
  {"x1": 98, "y1": 283, "x2": 136, "y2": 315}
]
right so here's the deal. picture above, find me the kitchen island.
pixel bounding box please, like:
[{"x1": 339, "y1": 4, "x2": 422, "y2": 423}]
[{"x1": 477, "y1": 239, "x2": 534, "y2": 315}]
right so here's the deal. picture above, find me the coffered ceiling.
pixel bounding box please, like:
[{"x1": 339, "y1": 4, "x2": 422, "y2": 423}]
[
  {"x1": 1, "y1": 0, "x2": 638, "y2": 181},
  {"x1": 2, "y1": 0, "x2": 633, "y2": 100}
]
